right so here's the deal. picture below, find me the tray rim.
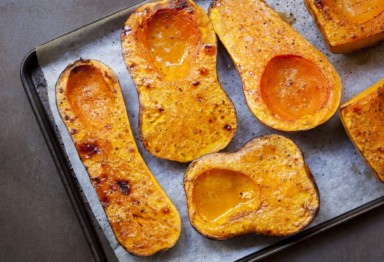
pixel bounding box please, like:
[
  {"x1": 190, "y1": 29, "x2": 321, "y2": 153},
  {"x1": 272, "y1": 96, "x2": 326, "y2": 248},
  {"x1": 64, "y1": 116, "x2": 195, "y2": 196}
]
[
  {"x1": 20, "y1": 49, "x2": 112, "y2": 262},
  {"x1": 20, "y1": 2, "x2": 384, "y2": 261},
  {"x1": 21, "y1": 46, "x2": 384, "y2": 262}
]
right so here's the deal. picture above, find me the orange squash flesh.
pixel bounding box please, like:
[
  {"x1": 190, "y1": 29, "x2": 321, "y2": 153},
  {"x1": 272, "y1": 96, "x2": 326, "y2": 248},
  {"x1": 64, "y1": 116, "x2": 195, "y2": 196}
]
[
  {"x1": 121, "y1": 0, "x2": 237, "y2": 162},
  {"x1": 209, "y1": 0, "x2": 341, "y2": 131},
  {"x1": 322, "y1": 0, "x2": 384, "y2": 24},
  {"x1": 340, "y1": 79, "x2": 384, "y2": 182},
  {"x1": 304, "y1": 0, "x2": 384, "y2": 53},
  {"x1": 144, "y1": 9, "x2": 201, "y2": 81},
  {"x1": 193, "y1": 169, "x2": 260, "y2": 222},
  {"x1": 260, "y1": 55, "x2": 330, "y2": 121},
  {"x1": 56, "y1": 59, "x2": 181, "y2": 256},
  {"x1": 184, "y1": 134, "x2": 320, "y2": 239}
]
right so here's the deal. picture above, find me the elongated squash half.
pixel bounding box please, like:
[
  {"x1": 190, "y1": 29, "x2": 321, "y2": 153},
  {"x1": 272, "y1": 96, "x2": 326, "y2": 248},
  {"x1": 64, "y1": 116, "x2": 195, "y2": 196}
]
[
  {"x1": 304, "y1": 0, "x2": 384, "y2": 53},
  {"x1": 121, "y1": 0, "x2": 237, "y2": 162},
  {"x1": 184, "y1": 134, "x2": 320, "y2": 239},
  {"x1": 209, "y1": 0, "x2": 341, "y2": 132},
  {"x1": 340, "y1": 79, "x2": 384, "y2": 182},
  {"x1": 56, "y1": 59, "x2": 181, "y2": 256}
]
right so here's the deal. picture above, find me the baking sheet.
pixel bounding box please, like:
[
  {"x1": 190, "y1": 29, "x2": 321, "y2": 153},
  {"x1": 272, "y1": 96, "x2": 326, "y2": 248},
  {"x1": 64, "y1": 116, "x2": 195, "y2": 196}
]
[{"x1": 36, "y1": 0, "x2": 384, "y2": 261}]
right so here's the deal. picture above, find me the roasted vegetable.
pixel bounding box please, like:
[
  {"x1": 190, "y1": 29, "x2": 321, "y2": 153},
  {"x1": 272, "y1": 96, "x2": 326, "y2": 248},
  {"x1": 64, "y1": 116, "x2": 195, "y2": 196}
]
[
  {"x1": 184, "y1": 134, "x2": 320, "y2": 239},
  {"x1": 304, "y1": 0, "x2": 384, "y2": 53},
  {"x1": 56, "y1": 59, "x2": 181, "y2": 256},
  {"x1": 340, "y1": 78, "x2": 384, "y2": 182},
  {"x1": 121, "y1": 0, "x2": 237, "y2": 162},
  {"x1": 209, "y1": 0, "x2": 341, "y2": 131}
]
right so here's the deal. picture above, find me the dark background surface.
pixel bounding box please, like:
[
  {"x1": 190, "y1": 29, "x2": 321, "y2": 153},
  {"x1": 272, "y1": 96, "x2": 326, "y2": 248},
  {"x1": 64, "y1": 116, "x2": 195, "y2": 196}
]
[{"x1": 1, "y1": 0, "x2": 383, "y2": 261}]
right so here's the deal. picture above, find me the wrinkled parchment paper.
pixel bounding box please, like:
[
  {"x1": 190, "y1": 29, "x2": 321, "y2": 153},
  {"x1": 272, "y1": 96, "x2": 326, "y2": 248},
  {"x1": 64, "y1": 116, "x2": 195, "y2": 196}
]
[{"x1": 36, "y1": 0, "x2": 384, "y2": 261}]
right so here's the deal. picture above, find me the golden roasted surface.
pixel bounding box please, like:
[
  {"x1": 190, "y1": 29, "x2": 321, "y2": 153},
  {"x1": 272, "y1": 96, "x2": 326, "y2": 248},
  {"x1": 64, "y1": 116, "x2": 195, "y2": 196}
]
[
  {"x1": 340, "y1": 79, "x2": 384, "y2": 182},
  {"x1": 56, "y1": 59, "x2": 181, "y2": 256},
  {"x1": 184, "y1": 134, "x2": 320, "y2": 239},
  {"x1": 304, "y1": 0, "x2": 384, "y2": 53},
  {"x1": 121, "y1": 0, "x2": 237, "y2": 162},
  {"x1": 209, "y1": 0, "x2": 341, "y2": 132}
]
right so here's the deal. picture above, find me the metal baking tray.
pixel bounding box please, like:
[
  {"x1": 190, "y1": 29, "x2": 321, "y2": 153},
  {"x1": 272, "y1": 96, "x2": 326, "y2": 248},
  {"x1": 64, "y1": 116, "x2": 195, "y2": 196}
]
[{"x1": 20, "y1": 0, "x2": 384, "y2": 261}]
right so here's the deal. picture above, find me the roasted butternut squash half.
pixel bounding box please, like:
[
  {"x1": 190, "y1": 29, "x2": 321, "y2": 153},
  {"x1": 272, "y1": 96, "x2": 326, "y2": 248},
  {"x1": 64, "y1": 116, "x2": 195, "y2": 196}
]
[
  {"x1": 304, "y1": 0, "x2": 384, "y2": 53},
  {"x1": 121, "y1": 0, "x2": 237, "y2": 162},
  {"x1": 340, "y1": 78, "x2": 384, "y2": 182},
  {"x1": 56, "y1": 59, "x2": 181, "y2": 256},
  {"x1": 209, "y1": 0, "x2": 341, "y2": 132},
  {"x1": 184, "y1": 134, "x2": 320, "y2": 239}
]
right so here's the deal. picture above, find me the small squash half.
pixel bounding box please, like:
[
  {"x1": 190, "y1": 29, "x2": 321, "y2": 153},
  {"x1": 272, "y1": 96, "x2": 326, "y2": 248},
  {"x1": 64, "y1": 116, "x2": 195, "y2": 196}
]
[
  {"x1": 56, "y1": 59, "x2": 181, "y2": 256},
  {"x1": 121, "y1": 0, "x2": 237, "y2": 162},
  {"x1": 184, "y1": 134, "x2": 320, "y2": 239},
  {"x1": 340, "y1": 78, "x2": 384, "y2": 182},
  {"x1": 209, "y1": 0, "x2": 342, "y2": 131},
  {"x1": 304, "y1": 0, "x2": 384, "y2": 53}
]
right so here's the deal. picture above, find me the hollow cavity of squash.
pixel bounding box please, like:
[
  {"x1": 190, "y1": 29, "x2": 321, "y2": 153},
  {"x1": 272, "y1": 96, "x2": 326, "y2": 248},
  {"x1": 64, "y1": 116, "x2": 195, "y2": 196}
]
[
  {"x1": 260, "y1": 55, "x2": 330, "y2": 121},
  {"x1": 143, "y1": 10, "x2": 201, "y2": 81},
  {"x1": 193, "y1": 169, "x2": 260, "y2": 222},
  {"x1": 122, "y1": 0, "x2": 237, "y2": 162},
  {"x1": 56, "y1": 59, "x2": 181, "y2": 256},
  {"x1": 184, "y1": 134, "x2": 320, "y2": 240},
  {"x1": 66, "y1": 65, "x2": 114, "y2": 128}
]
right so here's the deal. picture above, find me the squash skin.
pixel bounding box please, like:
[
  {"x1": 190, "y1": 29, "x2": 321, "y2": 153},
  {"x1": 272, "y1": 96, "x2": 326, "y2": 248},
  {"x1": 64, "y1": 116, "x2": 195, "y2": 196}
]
[
  {"x1": 304, "y1": 0, "x2": 384, "y2": 54},
  {"x1": 340, "y1": 79, "x2": 384, "y2": 183},
  {"x1": 209, "y1": 0, "x2": 342, "y2": 132},
  {"x1": 56, "y1": 59, "x2": 181, "y2": 256},
  {"x1": 184, "y1": 134, "x2": 320, "y2": 240},
  {"x1": 121, "y1": 0, "x2": 237, "y2": 162}
]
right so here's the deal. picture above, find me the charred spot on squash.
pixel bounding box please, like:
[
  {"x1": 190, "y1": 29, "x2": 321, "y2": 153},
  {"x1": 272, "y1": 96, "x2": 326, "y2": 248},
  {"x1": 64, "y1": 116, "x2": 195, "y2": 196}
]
[
  {"x1": 193, "y1": 169, "x2": 260, "y2": 222},
  {"x1": 314, "y1": 0, "x2": 324, "y2": 10},
  {"x1": 91, "y1": 174, "x2": 108, "y2": 185},
  {"x1": 192, "y1": 81, "x2": 200, "y2": 86},
  {"x1": 76, "y1": 141, "x2": 100, "y2": 159},
  {"x1": 203, "y1": 44, "x2": 216, "y2": 56},
  {"x1": 171, "y1": 0, "x2": 189, "y2": 10},
  {"x1": 117, "y1": 180, "x2": 131, "y2": 195},
  {"x1": 141, "y1": 9, "x2": 201, "y2": 81},
  {"x1": 199, "y1": 67, "x2": 209, "y2": 76},
  {"x1": 100, "y1": 195, "x2": 110, "y2": 207},
  {"x1": 66, "y1": 65, "x2": 113, "y2": 128},
  {"x1": 260, "y1": 55, "x2": 330, "y2": 121},
  {"x1": 92, "y1": 174, "x2": 115, "y2": 207}
]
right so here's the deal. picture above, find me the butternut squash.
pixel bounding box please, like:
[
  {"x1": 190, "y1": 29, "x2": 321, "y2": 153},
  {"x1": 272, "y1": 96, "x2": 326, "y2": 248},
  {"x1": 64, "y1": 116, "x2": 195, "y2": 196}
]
[
  {"x1": 304, "y1": 0, "x2": 384, "y2": 53},
  {"x1": 184, "y1": 134, "x2": 320, "y2": 239},
  {"x1": 340, "y1": 78, "x2": 384, "y2": 182},
  {"x1": 56, "y1": 59, "x2": 181, "y2": 256},
  {"x1": 121, "y1": 0, "x2": 237, "y2": 162},
  {"x1": 209, "y1": 0, "x2": 342, "y2": 131}
]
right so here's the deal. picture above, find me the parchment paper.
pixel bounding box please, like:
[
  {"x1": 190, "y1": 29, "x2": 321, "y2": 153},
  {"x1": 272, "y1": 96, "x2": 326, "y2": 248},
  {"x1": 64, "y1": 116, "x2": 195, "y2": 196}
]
[{"x1": 36, "y1": 0, "x2": 384, "y2": 261}]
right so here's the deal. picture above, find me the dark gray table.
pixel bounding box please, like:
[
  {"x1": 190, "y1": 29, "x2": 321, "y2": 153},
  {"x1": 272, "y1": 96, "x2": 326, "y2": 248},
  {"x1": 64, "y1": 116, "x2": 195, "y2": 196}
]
[{"x1": 1, "y1": 0, "x2": 383, "y2": 261}]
